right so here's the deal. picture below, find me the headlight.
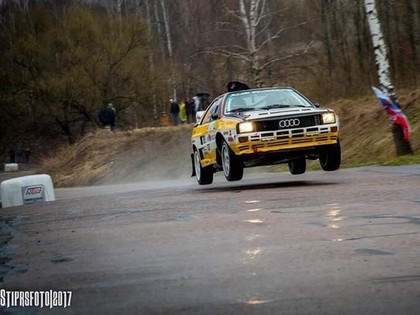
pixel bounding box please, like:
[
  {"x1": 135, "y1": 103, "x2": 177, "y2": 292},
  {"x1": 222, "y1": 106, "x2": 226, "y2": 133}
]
[
  {"x1": 322, "y1": 112, "x2": 336, "y2": 124},
  {"x1": 238, "y1": 122, "x2": 255, "y2": 133}
]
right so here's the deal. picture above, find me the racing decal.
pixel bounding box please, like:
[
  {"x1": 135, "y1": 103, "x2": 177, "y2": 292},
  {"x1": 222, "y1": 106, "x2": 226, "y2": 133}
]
[
  {"x1": 208, "y1": 121, "x2": 216, "y2": 132},
  {"x1": 207, "y1": 134, "x2": 211, "y2": 142},
  {"x1": 200, "y1": 135, "x2": 206, "y2": 145},
  {"x1": 228, "y1": 136, "x2": 234, "y2": 142},
  {"x1": 21, "y1": 184, "x2": 46, "y2": 204},
  {"x1": 307, "y1": 131, "x2": 320, "y2": 137},
  {"x1": 261, "y1": 136, "x2": 275, "y2": 142},
  {"x1": 223, "y1": 131, "x2": 229, "y2": 136}
]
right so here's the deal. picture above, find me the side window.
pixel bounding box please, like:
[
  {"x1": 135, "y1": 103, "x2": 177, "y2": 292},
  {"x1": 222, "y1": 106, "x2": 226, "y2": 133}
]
[
  {"x1": 209, "y1": 101, "x2": 220, "y2": 122},
  {"x1": 201, "y1": 98, "x2": 221, "y2": 124}
]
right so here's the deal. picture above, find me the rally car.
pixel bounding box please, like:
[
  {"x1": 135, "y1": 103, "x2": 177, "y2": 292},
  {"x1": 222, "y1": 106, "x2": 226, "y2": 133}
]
[{"x1": 191, "y1": 87, "x2": 341, "y2": 185}]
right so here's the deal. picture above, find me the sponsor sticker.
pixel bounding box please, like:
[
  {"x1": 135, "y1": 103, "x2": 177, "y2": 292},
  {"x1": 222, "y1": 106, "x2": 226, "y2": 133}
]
[
  {"x1": 21, "y1": 185, "x2": 45, "y2": 204},
  {"x1": 307, "y1": 132, "x2": 320, "y2": 136}
]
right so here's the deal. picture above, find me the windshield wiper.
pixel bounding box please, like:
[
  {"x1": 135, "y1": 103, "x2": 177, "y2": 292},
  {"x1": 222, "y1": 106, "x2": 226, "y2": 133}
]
[
  {"x1": 227, "y1": 107, "x2": 255, "y2": 113},
  {"x1": 260, "y1": 104, "x2": 291, "y2": 110},
  {"x1": 260, "y1": 104, "x2": 308, "y2": 110}
]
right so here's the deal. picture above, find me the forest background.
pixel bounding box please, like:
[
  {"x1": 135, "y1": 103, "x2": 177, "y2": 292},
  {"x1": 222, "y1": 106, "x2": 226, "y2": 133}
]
[{"x1": 0, "y1": 0, "x2": 419, "y2": 165}]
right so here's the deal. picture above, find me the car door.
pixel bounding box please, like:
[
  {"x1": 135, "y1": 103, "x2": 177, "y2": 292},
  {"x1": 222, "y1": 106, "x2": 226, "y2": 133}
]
[{"x1": 192, "y1": 97, "x2": 222, "y2": 167}]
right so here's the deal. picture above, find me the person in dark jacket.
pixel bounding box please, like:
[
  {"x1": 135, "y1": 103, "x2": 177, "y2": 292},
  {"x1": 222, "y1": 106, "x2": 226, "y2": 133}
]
[
  {"x1": 185, "y1": 98, "x2": 195, "y2": 124},
  {"x1": 98, "y1": 103, "x2": 117, "y2": 131},
  {"x1": 169, "y1": 99, "x2": 180, "y2": 126},
  {"x1": 227, "y1": 81, "x2": 250, "y2": 92}
]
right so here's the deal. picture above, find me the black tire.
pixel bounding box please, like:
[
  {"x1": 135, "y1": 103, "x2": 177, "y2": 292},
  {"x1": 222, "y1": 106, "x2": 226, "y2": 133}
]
[
  {"x1": 193, "y1": 149, "x2": 213, "y2": 185},
  {"x1": 320, "y1": 142, "x2": 341, "y2": 171},
  {"x1": 288, "y1": 157, "x2": 306, "y2": 175},
  {"x1": 221, "y1": 141, "x2": 243, "y2": 181}
]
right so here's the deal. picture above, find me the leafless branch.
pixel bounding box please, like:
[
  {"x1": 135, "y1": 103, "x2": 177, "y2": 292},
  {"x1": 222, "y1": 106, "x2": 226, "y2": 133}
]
[
  {"x1": 198, "y1": 47, "x2": 250, "y2": 63},
  {"x1": 260, "y1": 40, "x2": 314, "y2": 69},
  {"x1": 257, "y1": 20, "x2": 311, "y2": 51}
]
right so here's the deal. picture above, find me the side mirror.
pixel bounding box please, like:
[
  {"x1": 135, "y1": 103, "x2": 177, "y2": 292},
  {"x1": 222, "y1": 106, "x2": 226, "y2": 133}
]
[
  {"x1": 196, "y1": 111, "x2": 205, "y2": 124},
  {"x1": 314, "y1": 103, "x2": 321, "y2": 108}
]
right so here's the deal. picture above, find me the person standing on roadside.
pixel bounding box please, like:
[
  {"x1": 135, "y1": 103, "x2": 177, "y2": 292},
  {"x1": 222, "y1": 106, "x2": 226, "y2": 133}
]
[
  {"x1": 169, "y1": 99, "x2": 180, "y2": 126},
  {"x1": 179, "y1": 99, "x2": 187, "y2": 124},
  {"x1": 188, "y1": 98, "x2": 196, "y2": 123},
  {"x1": 98, "y1": 102, "x2": 117, "y2": 131},
  {"x1": 193, "y1": 95, "x2": 201, "y2": 113},
  {"x1": 185, "y1": 98, "x2": 192, "y2": 123}
]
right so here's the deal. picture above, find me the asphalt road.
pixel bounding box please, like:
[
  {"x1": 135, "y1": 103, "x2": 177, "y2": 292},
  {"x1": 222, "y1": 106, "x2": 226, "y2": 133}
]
[{"x1": 1, "y1": 166, "x2": 420, "y2": 315}]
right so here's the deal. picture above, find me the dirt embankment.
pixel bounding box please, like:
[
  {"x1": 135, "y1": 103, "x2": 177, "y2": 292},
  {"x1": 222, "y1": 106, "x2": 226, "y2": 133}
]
[
  {"x1": 41, "y1": 125, "x2": 194, "y2": 187},
  {"x1": 40, "y1": 90, "x2": 420, "y2": 187},
  {"x1": 336, "y1": 89, "x2": 420, "y2": 162}
]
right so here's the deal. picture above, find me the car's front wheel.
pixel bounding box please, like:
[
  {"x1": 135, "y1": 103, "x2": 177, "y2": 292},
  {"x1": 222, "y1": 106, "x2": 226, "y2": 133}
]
[
  {"x1": 221, "y1": 141, "x2": 243, "y2": 181},
  {"x1": 194, "y1": 149, "x2": 213, "y2": 185},
  {"x1": 319, "y1": 142, "x2": 341, "y2": 171},
  {"x1": 288, "y1": 157, "x2": 306, "y2": 175}
]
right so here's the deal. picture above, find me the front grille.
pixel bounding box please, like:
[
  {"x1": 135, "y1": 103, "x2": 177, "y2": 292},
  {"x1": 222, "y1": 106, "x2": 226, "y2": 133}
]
[{"x1": 254, "y1": 115, "x2": 320, "y2": 132}]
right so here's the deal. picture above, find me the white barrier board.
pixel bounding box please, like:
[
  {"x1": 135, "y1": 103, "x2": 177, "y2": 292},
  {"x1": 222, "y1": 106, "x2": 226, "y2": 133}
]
[
  {"x1": 1, "y1": 174, "x2": 55, "y2": 208},
  {"x1": 4, "y1": 163, "x2": 19, "y2": 172}
]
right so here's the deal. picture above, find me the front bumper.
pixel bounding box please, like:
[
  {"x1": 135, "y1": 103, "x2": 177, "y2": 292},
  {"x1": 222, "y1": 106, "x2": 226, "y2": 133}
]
[{"x1": 232, "y1": 125, "x2": 339, "y2": 155}]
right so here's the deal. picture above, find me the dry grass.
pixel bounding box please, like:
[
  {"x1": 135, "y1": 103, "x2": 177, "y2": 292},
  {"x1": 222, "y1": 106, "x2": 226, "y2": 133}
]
[
  {"x1": 333, "y1": 89, "x2": 420, "y2": 163},
  {"x1": 41, "y1": 125, "x2": 194, "y2": 187},
  {"x1": 39, "y1": 90, "x2": 420, "y2": 187}
]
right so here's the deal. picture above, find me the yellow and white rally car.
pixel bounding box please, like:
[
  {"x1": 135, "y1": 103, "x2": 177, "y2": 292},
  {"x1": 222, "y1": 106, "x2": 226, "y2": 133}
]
[{"x1": 191, "y1": 87, "x2": 340, "y2": 185}]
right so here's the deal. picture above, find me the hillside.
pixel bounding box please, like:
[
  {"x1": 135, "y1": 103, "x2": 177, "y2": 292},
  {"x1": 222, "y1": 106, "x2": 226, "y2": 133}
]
[{"x1": 39, "y1": 90, "x2": 420, "y2": 187}]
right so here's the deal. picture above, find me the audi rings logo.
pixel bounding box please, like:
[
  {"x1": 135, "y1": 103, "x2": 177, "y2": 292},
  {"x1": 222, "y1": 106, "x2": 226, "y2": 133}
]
[{"x1": 279, "y1": 118, "x2": 300, "y2": 128}]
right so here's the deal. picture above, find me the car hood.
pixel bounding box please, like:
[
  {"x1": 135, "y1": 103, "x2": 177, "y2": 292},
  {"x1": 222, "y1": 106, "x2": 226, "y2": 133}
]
[{"x1": 238, "y1": 107, "x2": 331, "y2": 121}]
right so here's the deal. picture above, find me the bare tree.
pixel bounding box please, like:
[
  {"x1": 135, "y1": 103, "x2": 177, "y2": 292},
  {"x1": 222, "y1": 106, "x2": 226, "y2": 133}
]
[{"x1": 200, "y1": 0, "x2": 311, "y2": 87}]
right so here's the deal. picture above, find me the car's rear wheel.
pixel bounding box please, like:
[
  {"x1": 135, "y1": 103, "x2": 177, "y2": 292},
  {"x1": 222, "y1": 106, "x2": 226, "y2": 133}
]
[
  {"x1": 320, "y1": 142, "x2": 341, "y2": 171},
  {"x1": 221, "y1": 141, "x2": 243, "y2": 181},
  {"x1": 288, "y1": 157, "x2": 306, "y2": 175},
  {"x1": 194, "y1": 149, "x2": 213, "y2": 185}
]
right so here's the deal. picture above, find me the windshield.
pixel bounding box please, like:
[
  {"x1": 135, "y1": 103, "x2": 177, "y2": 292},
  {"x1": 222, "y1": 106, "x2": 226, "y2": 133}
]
[{"x1": 224, "y1": 88, "x2": 313, "y2": 114}]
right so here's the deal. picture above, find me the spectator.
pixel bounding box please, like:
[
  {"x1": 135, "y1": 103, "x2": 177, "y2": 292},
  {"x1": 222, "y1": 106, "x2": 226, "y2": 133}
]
[
  {"x1": 186, "y1": 99, "x2": 195, "y2": 124},
  {"x1": 169, "y1": 99, "x2": 180, "y2": 126},
  {"x1": 98, "y1": 103, "x2": 117, "y2": 131},
  {"x1": 179, "y1": 99, "x2": 187, "y2": 124},
  {"x1": 227, "y1": 81, "x2": 250, "y2": 92},
  {"x1": 193, "y1": 95, "x2": 201, "y2": 113}
]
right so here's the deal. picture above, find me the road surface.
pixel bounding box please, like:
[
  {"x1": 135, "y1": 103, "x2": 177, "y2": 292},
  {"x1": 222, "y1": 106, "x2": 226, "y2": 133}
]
[{"x1": 1, "y1": 166, "x2": 420, "y2": 314}]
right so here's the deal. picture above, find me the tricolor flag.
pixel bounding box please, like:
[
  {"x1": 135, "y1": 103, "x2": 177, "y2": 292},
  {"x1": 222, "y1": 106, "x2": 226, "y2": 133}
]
[{"x1": 371, "y1": 87, "x2": 411, "y2": 141}]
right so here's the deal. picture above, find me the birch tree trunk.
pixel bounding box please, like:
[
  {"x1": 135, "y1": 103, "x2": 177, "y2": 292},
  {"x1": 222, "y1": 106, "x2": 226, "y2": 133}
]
[
  {"x1": 364, "y1": 0, "x2": 395, "y2": 96},
  {"x1": 159, "y1": 0, "x2": 177, "y2": 101},
  {"x1": 153, "y1": 0, "x2": 166, "y2": 60},
  {"x1": 207, "y1": 0, "x2": 310, "y2": 88},
  {"x1": 239, "y1": 0, "x2": 263, "y2": 87},
  {"x1": 145, "y1": 0, "x2": 158, "y2": 123},
  {"x1": 364, "y1": 0, "x2": 413, "y2": 155}
]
